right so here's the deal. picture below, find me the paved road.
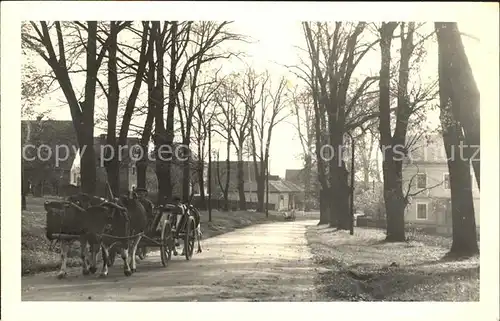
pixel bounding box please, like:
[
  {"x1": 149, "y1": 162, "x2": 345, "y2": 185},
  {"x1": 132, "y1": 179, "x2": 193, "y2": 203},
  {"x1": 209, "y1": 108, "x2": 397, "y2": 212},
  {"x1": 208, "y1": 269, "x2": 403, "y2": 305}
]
[{"x1": 22, "y1": 220, "x2": 322, "y2": 301}]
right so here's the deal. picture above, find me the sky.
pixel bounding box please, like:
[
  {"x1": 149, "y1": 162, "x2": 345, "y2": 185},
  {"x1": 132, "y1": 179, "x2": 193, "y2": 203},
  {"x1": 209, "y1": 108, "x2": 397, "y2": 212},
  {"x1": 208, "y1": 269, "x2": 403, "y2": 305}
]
[{"x1": 24, "y1": 18, "x2": 496, "y2": 178}]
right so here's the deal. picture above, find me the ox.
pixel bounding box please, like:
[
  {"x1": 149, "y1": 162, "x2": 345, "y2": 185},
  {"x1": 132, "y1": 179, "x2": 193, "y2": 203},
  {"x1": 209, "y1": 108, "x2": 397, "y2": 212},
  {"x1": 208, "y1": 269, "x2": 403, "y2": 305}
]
[
  {"x1": 87, "y1": 192, "x2": 148, "y2": 277},
  {"x1": 44, "y1": 193, "x2": 108, "y2": 279},
  {"x1": 106, "y1": 191, "x2": 154, "y2": 264}
]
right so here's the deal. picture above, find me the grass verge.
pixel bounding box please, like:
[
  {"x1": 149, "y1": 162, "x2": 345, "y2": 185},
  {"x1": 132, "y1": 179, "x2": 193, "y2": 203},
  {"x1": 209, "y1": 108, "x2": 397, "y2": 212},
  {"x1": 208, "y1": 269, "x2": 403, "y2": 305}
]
[
  {"x1": 306, "y1": 225, "x2": 479, "y2": 301},
  {"x1": 22, "y1": 196, "x2": 280, "y2": 276}
]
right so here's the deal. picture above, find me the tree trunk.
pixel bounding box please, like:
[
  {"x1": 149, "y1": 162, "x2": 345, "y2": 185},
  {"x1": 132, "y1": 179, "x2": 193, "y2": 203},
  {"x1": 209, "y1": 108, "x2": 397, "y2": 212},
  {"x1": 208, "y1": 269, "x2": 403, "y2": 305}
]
[
  {"x1": 438, "y1": 31, "x2": 478, "y2": 257},
  {"x1": 79, "y1": 22, "x2": 99, "y2": 195},
  {"x1": 328, "y1": 127, "x2": 349, "y2": 229},
  {"x1": 137, "y1": 27, "x2": 155, "y2": 191},
  {"x1": 254, "y1": 159, "x2": 268, "y2": 212},
  {"x1": 223, "y1": 140, "x2": 231, "y2": 211},
  {"x1": 79, "y1": 127, "x2": 96, "y2": 195},
  {"x1": 155, "y1": 162, "x2": 170, "y2": 204},
  {"x1": 303, "y1": 154, "x2": 312, "y2": 211},
  {"x1": 105, "y1": 155, "x2": 120, "y2": 198},
  {"x1": 378, "y1": 22, "x2": 406, "y2": 242},
  {"x1": 198, "y1": 159, "x2": 206, "y2": 209},
  {"x1": 22, "y1": 166, "x2": 27, "y2": 210},
  {"x1": 435, "y1": 22, "x2": 480, "y2": 190},
  {"x1": 182, "y1": 140, "x2": 191, "y2": 203},
  {"x1": 105, "y1": 21, "x2": 120, "y2": 198},
  {"x1": 237, "y1": 147, "x2": 246, "y2": 210},
  {"x1": 162, "y1": 22, "x2": 178, "y2": 202},
  {"x1": 441, "y1": 114, "x2": 479, "y2": 256},
  {"x1": 151, "y1": 22, "x2": 171, "y2": 203},
  {"x1": 330, "y1": 159, "x2": 350, "y2": 230},
  {"x1": 382, "y1": 158, "x2": 406, "y2": 241},
  {"x1": 136, "y1": 150, "x2": 148, "y2": 190},
  {"x1": 318, "y1": 188, "x2": 329, "y2": 225}
]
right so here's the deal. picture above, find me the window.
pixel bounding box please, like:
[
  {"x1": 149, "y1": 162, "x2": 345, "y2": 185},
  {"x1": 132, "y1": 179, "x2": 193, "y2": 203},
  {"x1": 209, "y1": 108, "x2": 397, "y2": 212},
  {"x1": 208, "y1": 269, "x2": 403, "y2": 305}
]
[
  {"x1": 444, "y1": 173, "x2": 450, "y2": 189},
  {"x1": 416, "y1": 173, "x2": 427, "y2": 189},
  {"x1": 132, "y1": 166, "x2": 136, "y2": 175},
  {"x1": 416, "y1": 203, "x2": 427, "y2": 220}
]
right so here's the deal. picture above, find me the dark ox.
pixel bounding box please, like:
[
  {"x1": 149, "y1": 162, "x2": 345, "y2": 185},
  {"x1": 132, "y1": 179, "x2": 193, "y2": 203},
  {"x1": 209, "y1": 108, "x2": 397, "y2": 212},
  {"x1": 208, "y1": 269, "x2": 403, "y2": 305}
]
[
  {"x1": 87, "y1": 193, "x2": 148, "y2": 277},
  {"x1": 44, "y1": 193, "x2": 108, "y2": 279},
  {"x1": 136, "y1": 196, "x2": 155, "y2": 258}
]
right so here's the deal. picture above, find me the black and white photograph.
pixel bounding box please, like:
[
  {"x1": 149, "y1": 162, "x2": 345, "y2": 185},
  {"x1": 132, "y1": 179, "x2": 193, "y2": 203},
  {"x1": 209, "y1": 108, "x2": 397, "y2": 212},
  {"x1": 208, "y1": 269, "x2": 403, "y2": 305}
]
[{"x1": 1, "y1": 1, "x2": 499, "y2": 321}]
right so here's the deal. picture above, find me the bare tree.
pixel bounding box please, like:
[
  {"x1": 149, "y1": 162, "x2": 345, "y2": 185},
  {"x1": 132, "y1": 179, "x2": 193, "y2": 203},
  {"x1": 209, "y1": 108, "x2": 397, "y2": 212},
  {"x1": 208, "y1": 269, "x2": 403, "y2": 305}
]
[
  {"x1": 191, "y1": 78, "x2": 220, "y2": 209},
  {"x1": 289, "y1": 86, "x2": 315, "y2": 210},
  {"x1": 247, "y1": 70, "x2": 289, "y2": 212},
  {"x1": 435, "y1": 22, "x2": 480, "y2": 190},
  {"x1": 176, "y1": 22, "x2": 242, "y2": 202},
  {"x1": 303, "y1": 21, "x2": 380, "y2": 229},
  {"x1": 436, "y1": 22, "x2": 479, "y2": 257},
  {"x1": 213, "y1": 77, "x2": 238, "y2": 211},
  {"x1": 287, "y1": 46, "x2": 329, "y2": 224},
  {"x1": 91, "y1": 21, "x2": 149, "y2": 197},
  {"x1": 378, "y1": 22, "x2": 438, "y2": 241},
  {"x1": 218, "y1": 71, "x2": 257, "y2": 210},
  {"x1": 137, "y1": 22, "x2": 157, "y2": 191},
  {"x1": 150, "y1": 21, "x2": 241, "y2": 203},
  {"x1": 22, "y1": 21, "x2": 123, "y2": 194}
]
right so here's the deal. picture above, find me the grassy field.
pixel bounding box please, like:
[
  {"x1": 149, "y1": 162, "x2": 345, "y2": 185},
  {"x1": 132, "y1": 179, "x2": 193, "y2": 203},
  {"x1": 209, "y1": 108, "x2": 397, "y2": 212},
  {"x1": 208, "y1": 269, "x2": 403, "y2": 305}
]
[
  {"x1": 21, "y1": 196, "x2": 281, "y2": 275},
  {"x1": 307, "y1": 225, "x2": 479, "y2": 301}
]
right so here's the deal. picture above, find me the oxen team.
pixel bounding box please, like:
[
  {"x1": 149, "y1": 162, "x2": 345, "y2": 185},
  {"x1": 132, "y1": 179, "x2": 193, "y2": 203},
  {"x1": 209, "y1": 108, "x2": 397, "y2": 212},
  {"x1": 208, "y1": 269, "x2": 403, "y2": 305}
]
[{"x1": 43, "y1": 191, "x2": 202, "y2": 279}]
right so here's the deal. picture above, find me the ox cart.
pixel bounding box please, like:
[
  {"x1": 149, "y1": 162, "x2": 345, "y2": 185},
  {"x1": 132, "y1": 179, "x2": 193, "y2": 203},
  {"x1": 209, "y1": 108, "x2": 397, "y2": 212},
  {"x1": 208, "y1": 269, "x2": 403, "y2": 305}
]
[{"x1": 107, "y1": 202, "x2": 198, "y2": 267}]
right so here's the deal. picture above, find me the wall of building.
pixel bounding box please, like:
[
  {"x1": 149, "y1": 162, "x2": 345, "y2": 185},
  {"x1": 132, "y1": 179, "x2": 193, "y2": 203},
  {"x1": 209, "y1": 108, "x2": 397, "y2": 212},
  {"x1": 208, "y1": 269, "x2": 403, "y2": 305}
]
[
  {"x1": 226, "y1": 190, "x2": 294, "y2": 211},
  {"x1": 403, "y1": 162, "x2": 480, "y2": 233},
  {"x1": 402, "y1": 163, "x2": 480, "y2": 199},
  {"x1": 405, "y1": 194, "x2": 480, "y2": 227}
]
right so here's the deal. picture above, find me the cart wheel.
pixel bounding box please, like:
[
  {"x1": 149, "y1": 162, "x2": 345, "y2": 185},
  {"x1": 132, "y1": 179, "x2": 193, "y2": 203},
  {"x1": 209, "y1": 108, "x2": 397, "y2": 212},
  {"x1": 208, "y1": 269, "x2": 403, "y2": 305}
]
[
  {"x1": 107, "y1": 248, "x2": 117, "y2": 267},
  {"x1": 161, "y1": 221, "x2": 173, "y2": 267},
  {"x1": 184, "y1": 216, "x2": 195, "y2": 261}
]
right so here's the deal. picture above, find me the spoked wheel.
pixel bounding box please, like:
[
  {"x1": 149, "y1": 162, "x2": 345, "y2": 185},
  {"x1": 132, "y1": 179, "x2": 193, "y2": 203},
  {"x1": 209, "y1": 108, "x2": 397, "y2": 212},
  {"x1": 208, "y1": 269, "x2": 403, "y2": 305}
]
[
  {"x1": 160, "y1": 221, "x2": 173, "y2": 267},
  {"x1": 184, "y1": 216, "x2": 195, "y2": 260}
]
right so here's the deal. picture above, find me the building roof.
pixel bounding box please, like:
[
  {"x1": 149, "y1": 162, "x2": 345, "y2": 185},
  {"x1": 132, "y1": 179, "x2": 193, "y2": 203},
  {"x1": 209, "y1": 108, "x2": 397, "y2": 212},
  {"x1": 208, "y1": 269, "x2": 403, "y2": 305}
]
[
  {"x1": 242, "y1": 179, "x2": 304, "y2": 193},
  {"x1": 285, "y1": 167, "x2": 318, "y2": 184}
]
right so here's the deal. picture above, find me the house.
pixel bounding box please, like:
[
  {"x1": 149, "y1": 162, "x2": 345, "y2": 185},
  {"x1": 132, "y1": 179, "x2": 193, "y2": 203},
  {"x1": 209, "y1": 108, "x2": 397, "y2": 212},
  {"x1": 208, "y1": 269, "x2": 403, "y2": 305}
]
[
  {"x1": 226, "y1": 179, "x2": 304, "y2": 211},
  {"x1": 209, "y1": 160, "x2": 304, "y2": 210},
  {"x1": 285, "y1": 167, "x2": 320, "y2": 209},
  {"x1": 72, "y1": 135, "x2": 201, "y2": 199},
  {"x1": 209, "y1": 160, "x2": 260, "y2": 196},
  {"x1": 402, "y1": 134, "x2": 480, "y2": 234},
  {"x1": 21, "y1": 119, "x2": 78, "y2": 196}
]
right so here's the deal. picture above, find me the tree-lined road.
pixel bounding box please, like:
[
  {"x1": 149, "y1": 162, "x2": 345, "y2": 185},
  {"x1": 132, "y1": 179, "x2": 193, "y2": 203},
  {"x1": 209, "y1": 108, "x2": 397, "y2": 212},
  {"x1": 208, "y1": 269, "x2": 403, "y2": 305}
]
[{"x1": 22, "y1": 220, "x2": 322, "y2": 301}]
